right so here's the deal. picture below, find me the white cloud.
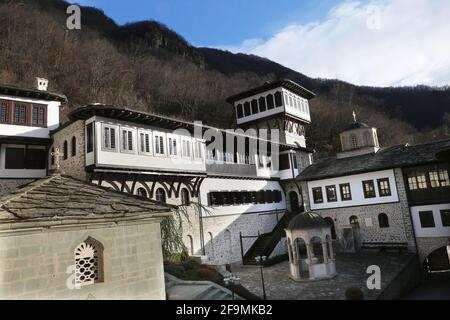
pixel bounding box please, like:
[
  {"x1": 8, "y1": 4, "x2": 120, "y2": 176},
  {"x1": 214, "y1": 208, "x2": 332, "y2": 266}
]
[{"x1": 222, "y1": 0, "x2": 450, "y2": 87}]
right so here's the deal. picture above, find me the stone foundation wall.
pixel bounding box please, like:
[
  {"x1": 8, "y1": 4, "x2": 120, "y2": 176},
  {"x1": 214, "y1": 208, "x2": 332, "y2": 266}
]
[
  {"x1": 0, "y1": 179, "x2": 35, "y2": 196},
  {"x1": 50, "y1": 120, "x2": 87, "y2": 180},
  {"x1": 200, "y1": 211, "x2": 283, "y2": 265},
  {"x1": 416, "y1": 237, "x2": 450, "y2": 263},
  {"x1": 0, "y1": 221, "x2": 166, "y2": 300}
]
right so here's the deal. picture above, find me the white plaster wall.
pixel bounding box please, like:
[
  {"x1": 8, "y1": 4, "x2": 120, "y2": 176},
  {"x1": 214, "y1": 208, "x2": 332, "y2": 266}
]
[
  {"x1": 308, "y1": 169, "x2": 399, "y2": 210},
  {"x1": 0, "y1": 94, "x2": 60, "y2": 138},
  {"x1": 200, "y1": 178, "x2": 286, "y2": 217},
  {"x1": 92, "y1": 117, "x2": 206, "y2": 173},
  {"x1": 410, "y1": 203, "x2": 450, "y2": 238}
]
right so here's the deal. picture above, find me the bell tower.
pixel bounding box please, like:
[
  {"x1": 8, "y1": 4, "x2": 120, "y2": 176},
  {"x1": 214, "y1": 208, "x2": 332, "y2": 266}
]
[
  {"x1": 226, "y1": 79, "x2": 316, "y2": 148},
  {"x1": 337, "y1": 111, "x2": 380, "y2": 159}
]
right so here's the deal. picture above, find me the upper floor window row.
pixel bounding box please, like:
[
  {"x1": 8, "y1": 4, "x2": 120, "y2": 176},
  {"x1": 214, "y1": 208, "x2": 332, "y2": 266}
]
[
  {"x1": 236, "y1": 92, "x2": 284, "y2": 119},
  {"x1": 208, "y1": 190, "x2": 282, "y2": 207},
  {"x1": 313, "y1": 178, "x2": 392, "y2": 205},
  {"x1": 407, "y1": 169, "x2": 450, "y2": 191},
  {"x1": 284, "y1": 93, "x2": 310, "y2": 115},
  {"x1": 100, "y1": 124, "x2": 204, "y2": 161},
  {"x1": 0, "y1": 99, "x2": 47, "y2": 127}
]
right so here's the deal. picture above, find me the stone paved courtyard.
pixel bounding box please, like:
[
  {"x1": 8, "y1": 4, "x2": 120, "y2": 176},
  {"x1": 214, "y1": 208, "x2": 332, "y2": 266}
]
[{"x1": 233, "y1": 251, "x2": 415, "y2": 300}]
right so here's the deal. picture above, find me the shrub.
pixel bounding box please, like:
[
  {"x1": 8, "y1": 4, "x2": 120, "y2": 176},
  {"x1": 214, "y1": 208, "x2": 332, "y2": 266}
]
[
  {"x1": 263, "y1": 253, "x2": 289, "y2": 267},
  {"x1": 197, "y1": 267, "x2": 220, "y2": 282},
  {"x1": 165, "y1": 265, "x2": 186, "y2": 279},
  {"x1": 345, "y1": 287, "x2": 364, "y2": 300},
  {"x1": 183, "y1": 259, "x2": 199, "y2": 271}
]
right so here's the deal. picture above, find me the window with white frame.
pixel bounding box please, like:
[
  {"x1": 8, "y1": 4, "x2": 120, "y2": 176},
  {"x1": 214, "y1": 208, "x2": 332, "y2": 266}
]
[
  {"x1": 139, "y1": 131, "x2": 151, "y2": 154},
  {"x1": 102, "y1": 124, "x2": 117, "y2": 151},
  {"x1": 168, "y1": 136, "x2": 178, "y2": 157},
  {"x1": 194, "y1": 141, "x2": 203, "y2": 160},
  {"x1": 121, "y1": 128, "x2": 134, "y2": 152},
  {"x1": 182, "y1": 139, "x2": 192, "y2": 158},
  {"x1": 154, "y1": 134, "x2": 165, "y2": 155}
]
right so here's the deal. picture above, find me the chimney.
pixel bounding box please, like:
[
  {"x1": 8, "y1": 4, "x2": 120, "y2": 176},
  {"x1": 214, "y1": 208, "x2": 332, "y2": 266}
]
[{"x1": 36, "y1": 77, "x2": 49, "y2": 91}]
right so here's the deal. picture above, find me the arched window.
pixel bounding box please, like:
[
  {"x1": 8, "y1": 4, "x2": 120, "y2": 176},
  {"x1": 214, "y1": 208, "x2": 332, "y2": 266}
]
[
  {"x1": 350, "y1": 134, "x2": 358, "y2": 149},
  {"x1": 324, "y1": 217, "x2": 337, "y2": 239},
  {"x1": 63, "y1": 140, "x2": 68, "y2": 160},
  {"x1": 51, "y1": 147, "x2": 55, "y2": 165},
  {"x1": 71, "y1": 136, "x2": 77, "y2": 157},
  {"x1": 74, "y1": 237, "x2": 104, "y2": 287},
  {"x1": 378, "y1": 213, "x2": 390, "y2": 228},
  {"x1": 350, "y1": 215, "x2": 359, "y2": 226},
  {"x1": 186, "y1": 235, "x2": 194, "y2": 255},
  {"x1": 181, "y1": 188, "x2": 190, "y2": 206},
  {"x1": 155, "y1": 188, "x2": 166, "y2": 203},
  {"x1": 136, "y1": 187, "x2": 148, "y2": 198}
]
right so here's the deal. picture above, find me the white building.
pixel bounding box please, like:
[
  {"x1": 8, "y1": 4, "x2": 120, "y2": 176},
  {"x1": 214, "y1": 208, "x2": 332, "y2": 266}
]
[{"x1": 0, "y1": 80, "x2": 67, "y2": 194}]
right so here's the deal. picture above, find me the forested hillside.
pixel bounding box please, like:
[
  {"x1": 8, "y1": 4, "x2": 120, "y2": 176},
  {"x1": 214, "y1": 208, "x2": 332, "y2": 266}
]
[{"x1": 0, "y1": 0, "x2": 448, "y2": 156}]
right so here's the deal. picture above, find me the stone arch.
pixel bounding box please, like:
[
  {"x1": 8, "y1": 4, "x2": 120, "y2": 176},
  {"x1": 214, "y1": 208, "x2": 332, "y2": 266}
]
[
  {"x1": 186, "y1": 235, "x2": 194, "y2": 255},
  {"x1": 289, "y1": 191, "x2": 300, "y2": 212},
  {"x1": 74, "y1": 237, "x2": 104, "y2": 286},
  {"x1": 224, "y1": 229, "x2": 232, "y2": 258},
  {"x1": 136, "y1": 187, "x2": 148, "y2": 198},
  {"x1": 310, "y1": 236, "x2": 324, "y2": 263},
  {"x1": 155, "y1": 188, "x2": 166, "y2": 203},
  {"x1": 423, "y1": 245, "x2": 450, "y2": 273},
  {"x1": 324, "y1": 217, "x2": 337, "y2": 239},
  {"x1": 135, "y1": 181, "x2": 151, "y2": 198},
  {"x1": 378, "y1": 213, "x2": 390, "y2": 228}
]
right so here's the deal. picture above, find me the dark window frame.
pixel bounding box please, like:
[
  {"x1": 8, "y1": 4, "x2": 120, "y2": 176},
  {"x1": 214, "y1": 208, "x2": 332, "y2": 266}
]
[
  {"x1": 325, "y1": 185, "x2": 337, "y2": 202},
  {"x1": 377, "y1": 178, "x2": 392, "y2": 197},
  {"x1": 71, "y1": 136, "x2": 77, "y2": 157},
  {"x1": 419, "y1": 211, "x2": 435, "y2": 228},
  {"x1": 339, "y1": 183, "x2": 352, "y2": 201},
  {"x1": 312, "y1": 187, "x2": 324, "y2": 204},
  {"x1": 31, "y1": 104, "x2": 47, "y2": 127},
  {"x1": 362, "y1": 180, "x2": 376, "y2": 198},
  {"x1": 251, "y1": 99, "x2": 259, "y2": 114},
  {"x1": 86, "y1": 123, "x2": 94, "y2": 153},
  {"x1": 440, "y1": 210, "x2": 450, "y2": 227},
  {"x1": 236, "y1": 104, "x2": 244, "y2": 119}
]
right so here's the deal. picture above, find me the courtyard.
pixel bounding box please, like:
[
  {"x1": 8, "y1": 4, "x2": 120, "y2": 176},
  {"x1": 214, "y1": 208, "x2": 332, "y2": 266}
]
[{"x1": 232, "y1": 251, "x2": 416, "y2": 300}]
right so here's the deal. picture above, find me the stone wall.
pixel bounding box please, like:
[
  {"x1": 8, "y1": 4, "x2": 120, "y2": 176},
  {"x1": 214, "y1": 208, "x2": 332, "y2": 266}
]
[
  {"x1": 415, "y1": 237, "x2": 450, "y2": 264},
  {"x1": 299, "y1": 168, "x2": 416, "y2": 251},
  {"x1": 200, "y1": 211, "x2": 283, "y2": 265},
  {"x1": 50, "y1": 120, "x2": 87, "y2": 180},
  {"x1": 0, "y1": 179, "x2": 35, "y2": 196},
  {"x1": 0, "y1": 221, "x2": 166, "y2": 300}
]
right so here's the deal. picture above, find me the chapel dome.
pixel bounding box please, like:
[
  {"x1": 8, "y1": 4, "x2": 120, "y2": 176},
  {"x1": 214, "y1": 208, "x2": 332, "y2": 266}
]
[
  {"x1": 287, "y1": 211, "x2": 327, "y2": 230},
  {"x1": 342, "y1": 122, "x2": 370, "y2": 132}
]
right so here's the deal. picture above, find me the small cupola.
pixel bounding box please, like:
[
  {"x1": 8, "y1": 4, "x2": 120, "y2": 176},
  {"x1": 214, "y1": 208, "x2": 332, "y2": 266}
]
[
  {"x1": 337, "y1": 111, "x2": 380, "y2": 159},
  {"x1": 36, "y1": 77, "x2": 49, "y2": 91}
]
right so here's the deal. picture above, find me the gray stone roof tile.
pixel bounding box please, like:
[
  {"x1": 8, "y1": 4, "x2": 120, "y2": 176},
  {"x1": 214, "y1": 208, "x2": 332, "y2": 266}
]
[
  {"x1": 298, "y1": 139, "x2": 450, "y2": 181},
  {"x1": 0, "y1": 175, "x2": 173, "y2": 223}
]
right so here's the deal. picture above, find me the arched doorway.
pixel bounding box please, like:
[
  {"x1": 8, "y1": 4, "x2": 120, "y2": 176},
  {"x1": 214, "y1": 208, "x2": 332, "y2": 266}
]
[
  {"x1": 424, "y1": 245, "x2": 450, "y2": 273},
  {"x1": 324, "y1": 217, "x2": 337, "y2": 239},
  {"x1": 289, "y1": 191, "x2": 300, "y2": 212}
]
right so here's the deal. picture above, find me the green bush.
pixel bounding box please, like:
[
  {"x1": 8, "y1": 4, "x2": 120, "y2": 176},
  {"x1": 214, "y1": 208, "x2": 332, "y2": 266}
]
[
  {"x1": 263, "y1": 253, "x2": 289, "y2": 267},
  {"x1": 183, "y1": 259, "x2": 199, "y2": 271},
  {"x1": 165, "y1": 265, "x2": 186, "y2": 279},
  {"x1": 345, "y1": 287, "x2": 364, "y2": 300}
]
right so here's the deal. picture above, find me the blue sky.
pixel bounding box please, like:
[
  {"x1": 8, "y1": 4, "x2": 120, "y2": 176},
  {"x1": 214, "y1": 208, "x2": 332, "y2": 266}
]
[
  {"x1": 74, "y1": 0, "x2": 450, "y2": 87},
  {"x1": 75, "y1": 0, "x2": 340, "y2": 47}
]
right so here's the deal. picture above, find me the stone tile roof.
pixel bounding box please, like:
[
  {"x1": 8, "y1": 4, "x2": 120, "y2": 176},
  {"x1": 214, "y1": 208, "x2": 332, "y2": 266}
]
[
  {"x1": 0, "y1": 174, "x2": 173, "y2": 224},
  {"x1": 298, "y1": 139, "x2": 450, "y2": 181}
]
